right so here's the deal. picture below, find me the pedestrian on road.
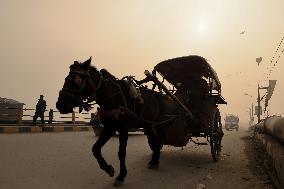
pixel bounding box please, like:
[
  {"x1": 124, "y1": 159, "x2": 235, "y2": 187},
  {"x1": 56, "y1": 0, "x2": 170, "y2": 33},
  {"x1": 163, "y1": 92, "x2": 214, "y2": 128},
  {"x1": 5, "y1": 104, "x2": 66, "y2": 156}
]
[{"x1": 33, "y1": 95, "x2": 46, "y2": 126}]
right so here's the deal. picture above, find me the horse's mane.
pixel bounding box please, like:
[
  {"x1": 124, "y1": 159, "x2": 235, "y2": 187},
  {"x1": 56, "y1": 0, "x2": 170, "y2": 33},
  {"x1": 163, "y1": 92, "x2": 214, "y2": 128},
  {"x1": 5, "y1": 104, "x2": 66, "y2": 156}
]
[
  {"x1": 69, "y1": 61, "x2": 116, "y2": 82},
  {"x1": 89, "y1": 65, "x2": 99, "y2": 73},
  {"x1": 100, "y1": 69, "x2": 117, "y2": 81},
  {"x1": 69, "y1": 62, "x2": 81, "y2": 70},
  {"x1": 69, "y1": 61, "x2": 99, "y2": 73}
]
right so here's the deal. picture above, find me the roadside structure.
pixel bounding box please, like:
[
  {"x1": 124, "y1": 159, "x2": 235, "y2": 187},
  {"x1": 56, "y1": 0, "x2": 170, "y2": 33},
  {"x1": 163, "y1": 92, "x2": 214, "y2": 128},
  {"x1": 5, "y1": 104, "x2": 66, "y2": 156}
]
[{"x1": 0, "y1": 97, "x2": 25, "y2": 124}]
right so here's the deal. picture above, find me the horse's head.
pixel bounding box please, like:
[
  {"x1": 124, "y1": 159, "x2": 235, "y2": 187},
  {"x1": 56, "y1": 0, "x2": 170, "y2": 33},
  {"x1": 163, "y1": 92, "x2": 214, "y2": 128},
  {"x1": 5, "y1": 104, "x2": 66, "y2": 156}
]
[{"x1": 56, "y1": 57, "x2": 102, "y2": 114}]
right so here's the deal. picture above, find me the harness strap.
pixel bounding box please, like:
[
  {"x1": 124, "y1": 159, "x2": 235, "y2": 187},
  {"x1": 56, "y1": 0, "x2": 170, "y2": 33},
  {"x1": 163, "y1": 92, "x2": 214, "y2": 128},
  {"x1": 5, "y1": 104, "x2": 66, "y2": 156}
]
[
  {"x1": 109, "y1": 79, "x2": 128, "y2": 107},
  {"x1": 96, "y1": 91, "x2": 121, "y2": 104},
  {"x1": 87, "y1": 72, "x2": 103, "y2": 102},
  {"x1": 98, "y1": 105, "x2": 180, "y2": 127}
]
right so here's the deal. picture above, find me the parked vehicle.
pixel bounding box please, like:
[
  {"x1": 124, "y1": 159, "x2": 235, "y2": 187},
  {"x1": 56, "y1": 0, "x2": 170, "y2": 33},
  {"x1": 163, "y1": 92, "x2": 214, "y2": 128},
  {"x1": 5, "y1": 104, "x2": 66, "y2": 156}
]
[{"x1": 224, "y1": 114, "x2": 239, "y2": 131}]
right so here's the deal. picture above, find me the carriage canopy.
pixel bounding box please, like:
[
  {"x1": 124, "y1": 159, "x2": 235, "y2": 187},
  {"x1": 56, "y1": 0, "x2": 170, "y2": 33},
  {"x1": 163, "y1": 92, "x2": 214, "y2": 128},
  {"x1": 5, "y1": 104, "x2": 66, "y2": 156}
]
[{"x1": 154, "y1": 55, "x2": 221, "y2": 91}]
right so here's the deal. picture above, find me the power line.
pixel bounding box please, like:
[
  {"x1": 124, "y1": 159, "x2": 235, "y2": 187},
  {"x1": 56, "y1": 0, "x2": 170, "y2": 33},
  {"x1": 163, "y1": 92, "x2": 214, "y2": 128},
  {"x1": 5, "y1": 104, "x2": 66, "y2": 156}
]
[
  {"x1": 261, "y1": 35, "x2": 284, "y2": 83},
  {"x1": 270, "y1": 35, "x2": 284, "y2": 64}
]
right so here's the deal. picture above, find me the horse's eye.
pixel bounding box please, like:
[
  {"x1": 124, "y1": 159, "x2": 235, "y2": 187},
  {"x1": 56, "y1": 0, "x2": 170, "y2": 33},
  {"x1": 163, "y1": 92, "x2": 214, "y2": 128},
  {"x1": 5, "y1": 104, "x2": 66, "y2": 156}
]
[{"x1": 74, "y1": 75, "x2": 82, "y2": 86}]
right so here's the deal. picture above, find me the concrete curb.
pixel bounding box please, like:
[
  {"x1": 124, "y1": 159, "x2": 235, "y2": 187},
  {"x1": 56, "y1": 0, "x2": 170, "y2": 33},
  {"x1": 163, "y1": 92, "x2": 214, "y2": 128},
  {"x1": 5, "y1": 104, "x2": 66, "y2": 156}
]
[
  {"x1": 255, "y1": 133, "x2": 284, "y2": 187},
  {"x1": 0, "y1": 126, "x2": 92, "y2": 133}
]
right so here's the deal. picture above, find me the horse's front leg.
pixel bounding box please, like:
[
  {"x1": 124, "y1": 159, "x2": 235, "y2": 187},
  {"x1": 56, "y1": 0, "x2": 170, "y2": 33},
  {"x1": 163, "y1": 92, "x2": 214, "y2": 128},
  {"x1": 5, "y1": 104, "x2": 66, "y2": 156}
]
[
  {"x1": 113, "y1": 128, "x2": 128, "y2": 186},
  {"x1": 92, "y1": 126, "x2": 116, "y2": 177}
]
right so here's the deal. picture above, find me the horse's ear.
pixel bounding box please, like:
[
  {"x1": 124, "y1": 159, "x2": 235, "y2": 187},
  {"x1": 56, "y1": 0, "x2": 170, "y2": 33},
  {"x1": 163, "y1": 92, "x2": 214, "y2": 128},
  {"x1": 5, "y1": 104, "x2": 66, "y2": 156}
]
[{"x1": 82, "y1": 57, "x2": 92, "y2": 69}]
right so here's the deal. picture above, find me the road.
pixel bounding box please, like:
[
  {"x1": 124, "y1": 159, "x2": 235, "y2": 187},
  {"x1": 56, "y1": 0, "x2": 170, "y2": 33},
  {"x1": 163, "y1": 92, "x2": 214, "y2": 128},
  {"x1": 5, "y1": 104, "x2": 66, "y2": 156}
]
[{"x1": 0, "y1": 128, "x2": 274, "y2": 189}]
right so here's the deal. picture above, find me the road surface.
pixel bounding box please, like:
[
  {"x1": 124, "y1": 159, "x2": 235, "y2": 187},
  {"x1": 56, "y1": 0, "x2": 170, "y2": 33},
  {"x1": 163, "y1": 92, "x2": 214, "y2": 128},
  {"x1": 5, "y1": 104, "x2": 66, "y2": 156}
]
[{"x1": 0, "y1": 128, "x2": 274, "y2": 189}]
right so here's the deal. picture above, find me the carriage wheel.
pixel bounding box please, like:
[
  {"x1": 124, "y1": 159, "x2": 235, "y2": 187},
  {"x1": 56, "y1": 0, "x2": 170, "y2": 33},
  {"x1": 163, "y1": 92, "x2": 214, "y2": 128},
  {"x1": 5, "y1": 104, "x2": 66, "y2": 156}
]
[{"x1": 210, "y1": 109, "x2": 223, "y2": 161}]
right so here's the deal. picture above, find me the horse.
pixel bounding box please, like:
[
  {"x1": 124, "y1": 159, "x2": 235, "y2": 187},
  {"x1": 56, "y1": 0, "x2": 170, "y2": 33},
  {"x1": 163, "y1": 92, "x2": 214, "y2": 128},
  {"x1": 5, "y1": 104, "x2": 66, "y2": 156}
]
[{"x1": 56, "y1": 57, "x2": 182, "y2": 186}]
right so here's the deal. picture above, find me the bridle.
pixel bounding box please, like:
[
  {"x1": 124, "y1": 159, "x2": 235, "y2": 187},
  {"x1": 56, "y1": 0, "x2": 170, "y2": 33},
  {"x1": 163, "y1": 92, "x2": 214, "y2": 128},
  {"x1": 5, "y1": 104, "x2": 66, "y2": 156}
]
[{"x1": 60, "y1": 69, "x2": 103, "y2": 112}]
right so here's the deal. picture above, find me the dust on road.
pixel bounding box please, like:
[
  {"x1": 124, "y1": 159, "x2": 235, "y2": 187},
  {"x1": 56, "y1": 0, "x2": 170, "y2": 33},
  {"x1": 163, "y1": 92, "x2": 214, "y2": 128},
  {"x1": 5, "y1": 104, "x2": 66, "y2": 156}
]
[{"x1": 0, "y1": 129, "x2": 274, "y2": 189}]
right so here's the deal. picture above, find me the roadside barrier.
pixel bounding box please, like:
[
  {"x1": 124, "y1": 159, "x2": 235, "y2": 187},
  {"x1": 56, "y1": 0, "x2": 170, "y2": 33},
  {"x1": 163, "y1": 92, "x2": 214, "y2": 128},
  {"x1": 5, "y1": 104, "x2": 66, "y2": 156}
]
[
  {"x1": 0, "y1": 125, "x2": 92, "y2": 134},
  {"x1": 254, "y1": 132, "x2": 284, "y2": 188},
  {"x1": 253, "y1": 117, "x2": 284, "y2": 188},
  {"x1": 264, "y1": 116, "x2": 284, "y2": 143},
  {"x1": 0, "y1": 106, "x2": 92, "y2": 125}
]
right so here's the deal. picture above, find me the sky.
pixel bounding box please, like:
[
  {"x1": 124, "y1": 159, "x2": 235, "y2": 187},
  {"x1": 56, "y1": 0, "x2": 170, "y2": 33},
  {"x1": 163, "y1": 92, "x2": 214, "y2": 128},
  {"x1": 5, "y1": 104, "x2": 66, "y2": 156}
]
[{"x1": 0, "y1": 0, "x2": 284, "y2": 124}]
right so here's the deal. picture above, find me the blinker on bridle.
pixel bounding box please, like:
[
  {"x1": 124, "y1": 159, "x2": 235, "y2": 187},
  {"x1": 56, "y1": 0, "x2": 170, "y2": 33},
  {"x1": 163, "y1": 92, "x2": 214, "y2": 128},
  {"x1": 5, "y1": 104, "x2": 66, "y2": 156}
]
[{"x1": 60, "y1": 69, "x2": 103, "y2": 112}]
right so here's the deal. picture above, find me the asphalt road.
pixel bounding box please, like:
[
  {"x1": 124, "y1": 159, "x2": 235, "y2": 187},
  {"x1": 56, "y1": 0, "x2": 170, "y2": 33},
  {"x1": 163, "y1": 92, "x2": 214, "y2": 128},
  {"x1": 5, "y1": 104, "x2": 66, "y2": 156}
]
[{"x1": 0, "y1": 128, "x2": 274, "y2": 189}]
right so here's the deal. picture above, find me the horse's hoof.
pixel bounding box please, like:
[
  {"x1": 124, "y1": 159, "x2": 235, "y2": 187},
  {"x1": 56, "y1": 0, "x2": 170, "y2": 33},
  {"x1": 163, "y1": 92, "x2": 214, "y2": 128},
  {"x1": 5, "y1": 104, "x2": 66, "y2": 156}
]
[
  {"x1": 113, "y1": 180, "x2": 124, "y2": 187},
  {"x1": 148, "y1": 163, "x2": 159, "y2": 169},
  {"x1": 108, "y1": 166, "x2": 115, "y2": 177}
]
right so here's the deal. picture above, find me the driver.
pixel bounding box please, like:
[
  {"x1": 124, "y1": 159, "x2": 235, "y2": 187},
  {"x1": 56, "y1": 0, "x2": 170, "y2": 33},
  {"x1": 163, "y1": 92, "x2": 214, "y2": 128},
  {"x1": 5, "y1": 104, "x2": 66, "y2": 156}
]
[
  {"x1": 176, "y1": 77, "x2": 209, "y2": 98},
  {"x1": 175, "y1": 77, "x2": 209, "y2": 113}
]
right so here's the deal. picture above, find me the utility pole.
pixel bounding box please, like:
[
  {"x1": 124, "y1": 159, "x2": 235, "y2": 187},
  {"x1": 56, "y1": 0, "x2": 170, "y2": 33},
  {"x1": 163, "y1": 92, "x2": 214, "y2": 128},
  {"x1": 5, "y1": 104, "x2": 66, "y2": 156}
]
[
  {"x1": 257, "y1": 84, "x2": 261, "y2": 123},
  {"x1": 257, "y1": 84, "x2": 269, "y2": 123},
  {"x1": 256, "y1": 80, "x2": 277, "y2": 123},
  {"x1": 251, "y1": 103, "x2": 254, "y2": 119},
  {"x1": 244, "y1": 93, "x2": 254, "y2": 125}
]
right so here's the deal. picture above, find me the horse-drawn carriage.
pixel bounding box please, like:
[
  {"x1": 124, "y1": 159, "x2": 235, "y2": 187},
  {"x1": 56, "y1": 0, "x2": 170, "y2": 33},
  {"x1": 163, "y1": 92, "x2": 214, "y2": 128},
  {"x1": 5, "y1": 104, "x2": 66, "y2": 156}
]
[
  {"x1": 56, "y1": 55, "x2": 227, "y2": 186},
  {"x1": 138, "y1": 55, "x2": 227, "y2": 161}
]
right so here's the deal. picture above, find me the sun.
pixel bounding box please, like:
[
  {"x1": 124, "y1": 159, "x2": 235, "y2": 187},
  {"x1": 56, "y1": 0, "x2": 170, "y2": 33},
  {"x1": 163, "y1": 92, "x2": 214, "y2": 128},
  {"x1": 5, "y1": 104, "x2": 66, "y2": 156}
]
[{"x1": 197, "y1": 20, "x2": 207, "y2": 33}]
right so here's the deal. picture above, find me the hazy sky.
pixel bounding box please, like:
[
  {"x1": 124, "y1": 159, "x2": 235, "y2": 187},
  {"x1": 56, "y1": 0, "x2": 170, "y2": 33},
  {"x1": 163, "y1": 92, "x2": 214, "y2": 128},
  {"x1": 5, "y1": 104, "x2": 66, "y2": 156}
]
[{"x1": 1, "y1": 0, "x2": 284, "y2": 122}]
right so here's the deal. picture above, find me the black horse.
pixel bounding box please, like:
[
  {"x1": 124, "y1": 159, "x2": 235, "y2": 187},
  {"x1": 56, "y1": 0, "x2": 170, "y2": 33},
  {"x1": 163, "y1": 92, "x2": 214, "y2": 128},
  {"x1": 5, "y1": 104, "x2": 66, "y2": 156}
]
[{"x1": 56, "y1": 57, "x2": 181, "y2": 186}]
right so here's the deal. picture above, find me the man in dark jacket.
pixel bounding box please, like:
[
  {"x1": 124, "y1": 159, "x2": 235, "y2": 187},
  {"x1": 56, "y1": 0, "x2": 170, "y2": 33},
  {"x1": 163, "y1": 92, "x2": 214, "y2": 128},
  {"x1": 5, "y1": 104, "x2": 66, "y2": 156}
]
[{"x1": 33, "y1": 95, "x2": 46, "y2": 126}]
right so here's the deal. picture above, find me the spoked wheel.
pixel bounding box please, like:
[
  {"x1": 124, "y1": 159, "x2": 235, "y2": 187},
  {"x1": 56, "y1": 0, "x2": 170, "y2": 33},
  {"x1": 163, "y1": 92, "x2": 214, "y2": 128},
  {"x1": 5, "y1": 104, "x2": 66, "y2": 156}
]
[{"x1": 210, "y1": 109, "x2": 223, "y2": 162}]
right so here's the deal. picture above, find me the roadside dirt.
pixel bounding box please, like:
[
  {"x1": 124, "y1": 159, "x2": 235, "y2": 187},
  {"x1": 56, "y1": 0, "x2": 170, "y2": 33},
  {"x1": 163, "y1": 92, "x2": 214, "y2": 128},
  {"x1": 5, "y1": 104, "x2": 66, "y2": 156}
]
[{"x1": 242, "y1": 134, "x2": 276, "y2": 188}]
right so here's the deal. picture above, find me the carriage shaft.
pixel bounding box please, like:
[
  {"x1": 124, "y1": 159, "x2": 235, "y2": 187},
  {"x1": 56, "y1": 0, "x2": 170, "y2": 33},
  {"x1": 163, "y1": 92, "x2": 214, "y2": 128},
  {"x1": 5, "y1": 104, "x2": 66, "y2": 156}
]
[{"x1": 144, "y1": 70, "x2": 194, "y2": 120}]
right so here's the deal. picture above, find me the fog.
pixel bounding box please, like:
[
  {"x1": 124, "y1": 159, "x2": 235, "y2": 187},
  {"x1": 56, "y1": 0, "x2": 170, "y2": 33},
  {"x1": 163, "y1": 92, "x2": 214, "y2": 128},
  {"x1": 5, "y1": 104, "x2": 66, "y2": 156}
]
[{"x1": 1, "y1": 0, "x2": 284, "y2": 123}]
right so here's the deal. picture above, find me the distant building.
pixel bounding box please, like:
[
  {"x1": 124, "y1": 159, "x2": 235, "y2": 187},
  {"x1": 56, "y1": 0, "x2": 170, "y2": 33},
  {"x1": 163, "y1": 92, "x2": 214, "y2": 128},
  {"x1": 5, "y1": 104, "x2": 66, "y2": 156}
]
[{"x1": 0, "y1": 97, "x2": 25, "y2": 124}]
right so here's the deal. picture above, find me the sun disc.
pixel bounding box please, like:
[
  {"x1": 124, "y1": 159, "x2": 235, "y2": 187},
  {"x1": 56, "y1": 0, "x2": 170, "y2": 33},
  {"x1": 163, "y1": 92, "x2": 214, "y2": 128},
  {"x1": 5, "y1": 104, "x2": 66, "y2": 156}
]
[{"x1": 197, "y1": 21, "x2": 207, "y2": 33}]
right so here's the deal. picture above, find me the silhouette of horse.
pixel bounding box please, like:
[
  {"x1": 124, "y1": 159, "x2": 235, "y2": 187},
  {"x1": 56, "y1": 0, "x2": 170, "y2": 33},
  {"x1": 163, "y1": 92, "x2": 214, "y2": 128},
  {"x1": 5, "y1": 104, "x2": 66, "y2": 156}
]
[{"x1": 56, "y1": 57, "x2": 184, "y2": 186}]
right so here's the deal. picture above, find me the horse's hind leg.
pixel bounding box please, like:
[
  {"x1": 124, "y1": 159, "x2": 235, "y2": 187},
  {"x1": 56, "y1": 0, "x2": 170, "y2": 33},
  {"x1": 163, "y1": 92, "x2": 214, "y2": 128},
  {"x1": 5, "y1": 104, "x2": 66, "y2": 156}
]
[
  {"x1": 113, "y1": 129, "x2": 128, "y2": 186},
  {"x1": 145, "y1": 127, "x2": 162, "y2": 169},
  {"x1": 92, "y1": 126, "x2": 116, "y2": 177}
]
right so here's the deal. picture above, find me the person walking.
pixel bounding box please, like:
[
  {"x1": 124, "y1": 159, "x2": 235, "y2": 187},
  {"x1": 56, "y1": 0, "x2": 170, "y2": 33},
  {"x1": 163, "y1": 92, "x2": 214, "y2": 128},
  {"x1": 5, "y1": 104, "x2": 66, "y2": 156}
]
[{"x1": 33, "y1": 95, "x2": 46, "y2": 126}]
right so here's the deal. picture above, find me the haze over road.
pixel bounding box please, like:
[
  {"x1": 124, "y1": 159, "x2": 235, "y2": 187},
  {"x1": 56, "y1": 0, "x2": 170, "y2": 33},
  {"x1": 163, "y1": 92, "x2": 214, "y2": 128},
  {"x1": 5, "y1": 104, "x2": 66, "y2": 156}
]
[
  {"x1": 0, "y1": 128, "x2": 273, "y2": 189},
  {"x1": 1, "y1": 1, "x2": 284, "y2": 123}
]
